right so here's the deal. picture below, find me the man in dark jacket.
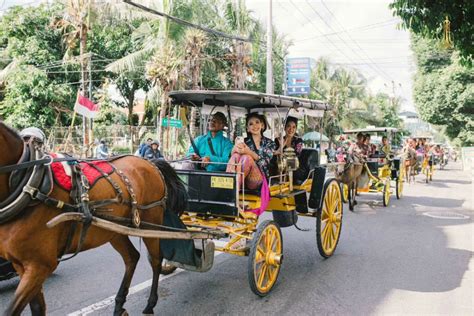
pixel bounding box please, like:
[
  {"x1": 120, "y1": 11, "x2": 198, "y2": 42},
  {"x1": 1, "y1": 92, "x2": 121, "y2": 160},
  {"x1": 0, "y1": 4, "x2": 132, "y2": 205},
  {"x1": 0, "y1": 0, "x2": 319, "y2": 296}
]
[
  {"x1": 144, "y1": 140, "x2": 163, "y2": 159},
  {"x1": 139, "y1": 138, "x2": 153, "y2": 157}
]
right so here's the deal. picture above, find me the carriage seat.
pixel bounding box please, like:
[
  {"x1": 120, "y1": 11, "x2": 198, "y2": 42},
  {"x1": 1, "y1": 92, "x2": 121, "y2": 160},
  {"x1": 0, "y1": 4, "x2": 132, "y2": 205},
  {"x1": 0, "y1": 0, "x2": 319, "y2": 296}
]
[{"x1": 294, "y1": 148, "x2": 319, "y2": 185}]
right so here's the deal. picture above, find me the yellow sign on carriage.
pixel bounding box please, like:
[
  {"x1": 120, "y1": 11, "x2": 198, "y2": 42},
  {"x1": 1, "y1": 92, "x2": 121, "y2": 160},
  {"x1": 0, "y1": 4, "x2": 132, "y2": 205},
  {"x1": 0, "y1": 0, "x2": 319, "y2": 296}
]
[{"x1": 211, "y1": 176, "x2": 234, "y2": 189}]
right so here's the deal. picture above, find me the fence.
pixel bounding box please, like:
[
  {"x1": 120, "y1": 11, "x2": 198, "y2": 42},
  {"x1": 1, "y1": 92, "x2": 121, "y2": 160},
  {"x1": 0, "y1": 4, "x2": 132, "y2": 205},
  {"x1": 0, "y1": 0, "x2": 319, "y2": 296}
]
[{"x1": 48, "y1": 125, "x2": 158, "y2": 157}]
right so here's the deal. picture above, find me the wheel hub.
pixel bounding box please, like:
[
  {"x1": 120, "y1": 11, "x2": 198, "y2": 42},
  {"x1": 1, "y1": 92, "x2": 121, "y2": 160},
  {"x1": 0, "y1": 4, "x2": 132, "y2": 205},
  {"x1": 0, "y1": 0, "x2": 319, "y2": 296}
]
[{"x1": 266, "y1": 252, "x2": 282, "y2": 266}]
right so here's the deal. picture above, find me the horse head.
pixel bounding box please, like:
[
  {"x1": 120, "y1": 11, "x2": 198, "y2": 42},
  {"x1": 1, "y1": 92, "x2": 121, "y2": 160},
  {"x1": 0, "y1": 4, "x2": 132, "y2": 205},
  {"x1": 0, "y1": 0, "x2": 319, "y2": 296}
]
[{"x1": 0, "y1": 122, "x2": 24, "y2": 200}]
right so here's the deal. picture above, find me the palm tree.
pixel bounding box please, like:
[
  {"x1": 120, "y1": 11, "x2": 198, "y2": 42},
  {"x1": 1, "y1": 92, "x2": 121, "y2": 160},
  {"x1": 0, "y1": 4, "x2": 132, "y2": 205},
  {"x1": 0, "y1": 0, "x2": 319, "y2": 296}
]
[{"x1": 145, "y1": 43, "x2": 182, "y2": 151}]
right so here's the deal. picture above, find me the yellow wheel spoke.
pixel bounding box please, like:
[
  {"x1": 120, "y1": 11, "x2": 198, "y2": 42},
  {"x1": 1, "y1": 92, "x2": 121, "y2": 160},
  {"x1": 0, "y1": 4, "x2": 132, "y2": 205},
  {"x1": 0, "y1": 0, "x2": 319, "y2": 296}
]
[
  {"x1": 321, "y1": 221, "x2": 330, "y2": 236},
  {"x1": 266, "y1": 229, "x2": 274, "y2": 250},
  {"x1": 257, "y1": 264, "x2": 267, "y2": 288}
]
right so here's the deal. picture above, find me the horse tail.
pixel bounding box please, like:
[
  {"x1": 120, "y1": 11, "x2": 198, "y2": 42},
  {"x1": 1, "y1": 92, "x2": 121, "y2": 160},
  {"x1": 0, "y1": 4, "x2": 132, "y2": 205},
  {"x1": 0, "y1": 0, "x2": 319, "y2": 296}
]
[{"x1": 150, "y1": 159, "x2": 188, "y2": 215}]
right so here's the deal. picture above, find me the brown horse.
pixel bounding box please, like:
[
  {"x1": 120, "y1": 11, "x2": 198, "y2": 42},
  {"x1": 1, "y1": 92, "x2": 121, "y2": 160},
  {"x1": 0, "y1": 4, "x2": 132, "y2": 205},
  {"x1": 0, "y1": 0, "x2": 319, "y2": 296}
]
[
  {"x1": 0, "y1": 121, "x2": 187, "y2": 315},
  {"x1": 335, "y1": 161, "x2": 363, "y2": 211},
  {"x1": 403, "y1": 149, "x2": 417, "y2": 184}
]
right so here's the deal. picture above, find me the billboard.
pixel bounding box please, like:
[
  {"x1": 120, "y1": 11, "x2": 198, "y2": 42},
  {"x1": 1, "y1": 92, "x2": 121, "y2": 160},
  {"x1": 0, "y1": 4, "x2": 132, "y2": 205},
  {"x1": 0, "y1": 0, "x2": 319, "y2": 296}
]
[{"x1": 286, "y1": 57, "x2": 311, "y2": 96}]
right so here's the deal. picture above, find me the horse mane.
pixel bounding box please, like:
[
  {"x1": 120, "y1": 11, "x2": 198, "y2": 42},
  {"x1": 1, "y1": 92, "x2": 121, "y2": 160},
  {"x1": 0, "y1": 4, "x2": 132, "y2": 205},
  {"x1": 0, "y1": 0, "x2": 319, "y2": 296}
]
[{"x1": 150, "y1": 159, "x2": 188, "y2": 215}]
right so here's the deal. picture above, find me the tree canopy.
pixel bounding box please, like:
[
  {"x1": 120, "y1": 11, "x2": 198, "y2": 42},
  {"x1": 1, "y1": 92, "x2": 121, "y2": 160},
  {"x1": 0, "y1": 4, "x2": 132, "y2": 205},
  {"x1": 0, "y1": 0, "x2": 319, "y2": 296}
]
[
  {"x1": 411, "y1": 34, "x2": 473, "y2": 146},
  {"x1": 390, "y1": 0, "x2": 473, "y2": 65}
]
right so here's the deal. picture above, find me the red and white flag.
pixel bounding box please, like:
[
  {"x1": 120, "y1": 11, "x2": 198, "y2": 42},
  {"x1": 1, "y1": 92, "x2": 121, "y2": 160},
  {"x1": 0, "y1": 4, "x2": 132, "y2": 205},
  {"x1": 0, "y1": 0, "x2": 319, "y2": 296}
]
[{"x1": 74, "y1": 93, "x2": 99, "y2": 118}]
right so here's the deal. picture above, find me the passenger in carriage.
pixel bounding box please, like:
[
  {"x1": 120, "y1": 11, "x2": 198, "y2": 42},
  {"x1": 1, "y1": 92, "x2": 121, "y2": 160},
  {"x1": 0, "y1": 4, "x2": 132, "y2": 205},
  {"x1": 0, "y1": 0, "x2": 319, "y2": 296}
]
[
  {"x1": 380, "y1": 136, "x2": 392, "y2": 156},
  {"x1": 364, "y1": 133, "x2": 376, "y2": 156},
  {"x1": 348, "y1": 132, "x2": 366, "y2": 161},
  {"x1": 274, "y1": 116, "x2": 303, "y2": 156},
  {"x1": 186, "y1": 112, "x2": 233, "y2": 172},
  {"x1": 226, "y1": 113, "x2": 276, "y2": 189}
]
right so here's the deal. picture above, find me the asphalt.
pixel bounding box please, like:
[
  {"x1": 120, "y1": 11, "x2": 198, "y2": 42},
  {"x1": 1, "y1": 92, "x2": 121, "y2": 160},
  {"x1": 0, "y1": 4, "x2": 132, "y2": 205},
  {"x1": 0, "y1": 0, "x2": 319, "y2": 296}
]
[{"x1": 0, "y1": 161, "x2": 472, "y2": 315}]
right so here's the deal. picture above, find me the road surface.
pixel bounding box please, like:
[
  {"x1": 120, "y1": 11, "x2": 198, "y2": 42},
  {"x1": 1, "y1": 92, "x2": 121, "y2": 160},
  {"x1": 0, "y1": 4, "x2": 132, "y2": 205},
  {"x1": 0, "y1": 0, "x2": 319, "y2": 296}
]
[{"x1": 1, "y1": 161, "x2": 472, "y2": 315}]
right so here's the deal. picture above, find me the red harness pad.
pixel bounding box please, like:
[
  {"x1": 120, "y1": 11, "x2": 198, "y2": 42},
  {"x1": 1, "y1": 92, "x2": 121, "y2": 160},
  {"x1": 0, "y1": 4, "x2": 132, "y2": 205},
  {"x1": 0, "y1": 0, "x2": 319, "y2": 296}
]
[{"x1": 50, "y1": 154, "x2": 114, "y2": 191}]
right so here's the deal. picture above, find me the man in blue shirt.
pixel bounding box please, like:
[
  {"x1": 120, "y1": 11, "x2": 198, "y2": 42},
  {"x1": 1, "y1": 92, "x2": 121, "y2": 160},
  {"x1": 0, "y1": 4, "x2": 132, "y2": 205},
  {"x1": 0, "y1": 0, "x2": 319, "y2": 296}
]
[{"x1": 187, "y1": 112, "x2": 233, "y2": 171}]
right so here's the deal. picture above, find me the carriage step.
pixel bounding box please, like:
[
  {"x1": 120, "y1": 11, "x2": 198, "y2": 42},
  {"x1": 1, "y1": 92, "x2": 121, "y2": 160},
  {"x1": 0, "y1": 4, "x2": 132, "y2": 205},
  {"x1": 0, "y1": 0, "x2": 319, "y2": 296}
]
[{"x1": 167, "y1": 240, "x2": 215, "y2": 273}]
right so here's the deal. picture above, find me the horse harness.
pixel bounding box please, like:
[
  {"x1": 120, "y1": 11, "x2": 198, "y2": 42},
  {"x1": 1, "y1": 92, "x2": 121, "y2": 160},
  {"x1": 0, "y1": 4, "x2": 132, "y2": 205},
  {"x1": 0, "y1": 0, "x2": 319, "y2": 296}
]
[{"x1": 0, "y1": 137, "x2": 168, "y2": 261}]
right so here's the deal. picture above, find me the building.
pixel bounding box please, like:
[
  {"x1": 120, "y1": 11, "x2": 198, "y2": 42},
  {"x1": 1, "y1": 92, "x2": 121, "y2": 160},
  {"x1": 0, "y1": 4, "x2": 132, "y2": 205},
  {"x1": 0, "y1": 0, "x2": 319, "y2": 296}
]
[{"x1": 398, "y1": 111, "x2": 432, "y2": 136}]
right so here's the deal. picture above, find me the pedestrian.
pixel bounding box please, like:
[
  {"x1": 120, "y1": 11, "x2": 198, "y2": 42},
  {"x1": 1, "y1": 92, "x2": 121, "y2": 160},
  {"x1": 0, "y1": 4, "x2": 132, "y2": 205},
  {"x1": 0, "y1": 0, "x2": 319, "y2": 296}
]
[
  {"x1": 139, "y1": 138, "x2": 153, "y2": 157},
  {"x1": 144, "y1": 140, "x2": 163, "y2": 160},
  {"x1": 96, "y1": 139, "x2": 109, "y2": 159}
]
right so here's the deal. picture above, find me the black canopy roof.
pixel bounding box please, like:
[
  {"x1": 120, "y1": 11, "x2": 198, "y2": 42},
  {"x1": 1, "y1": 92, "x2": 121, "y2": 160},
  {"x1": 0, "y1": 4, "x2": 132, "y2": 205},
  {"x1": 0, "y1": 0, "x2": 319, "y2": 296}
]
[{"x1": 169, "y1": 90, "x2": 331, "y2": 111}]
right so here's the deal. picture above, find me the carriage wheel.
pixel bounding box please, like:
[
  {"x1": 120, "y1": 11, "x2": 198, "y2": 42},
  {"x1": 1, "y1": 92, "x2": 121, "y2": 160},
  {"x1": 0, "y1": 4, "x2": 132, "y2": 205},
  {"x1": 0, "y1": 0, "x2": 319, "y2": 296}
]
[
  {"x1": 248, "y1": 220, "x2": 283, "y2": 297},
  {"x1": 382, "y1": 179, "x2": 391, "y2": 207},
  {"x1": 160, "y1": 259, "x2": 178, "y2": 275},
  {"x1": 396, "y1": 177, "x2": 403, "y2": 199},
  {"x1": 316, "y1": 179, "x2": 343, "y2": 258},
  {"x1": 342, "y1": 184, "x2": 349, "y2": 203},
  {"x1": 348, "y1": 183, "x2": 356, "y2": 211}
]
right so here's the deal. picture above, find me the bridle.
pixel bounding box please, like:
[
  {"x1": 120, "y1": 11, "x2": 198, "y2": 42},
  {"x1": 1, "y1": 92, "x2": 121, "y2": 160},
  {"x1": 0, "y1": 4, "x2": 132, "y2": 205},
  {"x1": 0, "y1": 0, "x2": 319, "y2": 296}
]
[
  {"x1": 0, "y1": 138, "x2": 53, "y2": 224},
  {"x1": 0, "y1": 136, "x2": 170, "y2": 261}
]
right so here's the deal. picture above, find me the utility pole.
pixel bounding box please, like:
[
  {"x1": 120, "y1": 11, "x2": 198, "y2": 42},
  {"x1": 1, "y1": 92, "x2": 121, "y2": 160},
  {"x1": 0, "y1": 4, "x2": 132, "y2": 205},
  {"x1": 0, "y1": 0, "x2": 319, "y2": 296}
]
[
  {"x1": 79, "y1": 11, "x2": 89, "y2": 157},
  {"x1": 266, "y1": 0, "x2": 273, "y2": 94}
]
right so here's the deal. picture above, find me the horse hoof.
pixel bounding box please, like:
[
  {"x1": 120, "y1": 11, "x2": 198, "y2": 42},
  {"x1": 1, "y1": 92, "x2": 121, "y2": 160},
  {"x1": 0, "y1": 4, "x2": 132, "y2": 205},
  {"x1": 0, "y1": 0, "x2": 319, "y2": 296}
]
[{"x1": 114, "y1": 309, "x2": 128, "y2": 316}]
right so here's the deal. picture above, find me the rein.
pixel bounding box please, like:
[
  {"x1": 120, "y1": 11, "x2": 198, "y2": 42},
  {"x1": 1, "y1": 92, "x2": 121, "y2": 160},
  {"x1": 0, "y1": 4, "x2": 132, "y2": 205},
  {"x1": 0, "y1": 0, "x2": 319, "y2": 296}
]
[{"x1": 0, "y1": 139, "x2": 169, "y2": 262}]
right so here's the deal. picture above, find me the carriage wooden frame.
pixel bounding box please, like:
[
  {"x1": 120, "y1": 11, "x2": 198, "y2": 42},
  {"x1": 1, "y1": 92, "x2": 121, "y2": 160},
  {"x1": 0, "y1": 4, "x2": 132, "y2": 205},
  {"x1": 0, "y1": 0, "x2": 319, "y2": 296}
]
[
  {"x1": 167, "y1": 90, "x2": 343, "y2": 296},
  {"x1": 343, "y1": 127, "x2": 405, "y2": 207}
]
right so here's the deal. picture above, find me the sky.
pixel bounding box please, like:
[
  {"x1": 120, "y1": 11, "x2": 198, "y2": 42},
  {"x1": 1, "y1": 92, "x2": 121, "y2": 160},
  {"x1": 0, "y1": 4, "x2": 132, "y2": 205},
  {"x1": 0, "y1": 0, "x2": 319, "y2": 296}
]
[
  {"x1": 1, "y1": 0, "x2": 416, "y2": 111},
  {"x1": 246, "y1": 0, "x2": 416, "y2": 111}
]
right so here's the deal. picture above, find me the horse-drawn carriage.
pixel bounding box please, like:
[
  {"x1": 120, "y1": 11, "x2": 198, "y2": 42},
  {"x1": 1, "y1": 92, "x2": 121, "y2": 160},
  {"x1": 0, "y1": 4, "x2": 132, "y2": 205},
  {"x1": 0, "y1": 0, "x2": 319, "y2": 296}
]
[
  {"x1": 0, "y1": 90, "x2": 342, "y2": 314},
  {"x1": 167, "y1": 90, "x2": 342, "y2": 296},
  {"x1": 342, "y1": 127, "x2": 404, "y2": 207},
  {"x1": 412, "y1": 136, "x2": 435, "y2": 183}
]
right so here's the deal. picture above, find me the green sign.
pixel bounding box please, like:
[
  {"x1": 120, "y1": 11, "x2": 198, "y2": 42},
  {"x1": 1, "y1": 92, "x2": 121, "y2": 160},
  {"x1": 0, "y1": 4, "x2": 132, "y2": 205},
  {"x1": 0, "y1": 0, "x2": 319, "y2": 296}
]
[{"x1": 162, "y1": 118, "x2": 183, "y2": 128}]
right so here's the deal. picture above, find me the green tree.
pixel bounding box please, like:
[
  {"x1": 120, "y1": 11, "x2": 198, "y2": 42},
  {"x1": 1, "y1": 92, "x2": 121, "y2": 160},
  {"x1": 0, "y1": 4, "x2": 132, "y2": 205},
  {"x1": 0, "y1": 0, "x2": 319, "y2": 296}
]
[
  {"x1": 389, "y1": 0, "x2": 473, "y2": 64},
  {"x1": 411, "y1": 35, "x2": 473, "y2": 146}
]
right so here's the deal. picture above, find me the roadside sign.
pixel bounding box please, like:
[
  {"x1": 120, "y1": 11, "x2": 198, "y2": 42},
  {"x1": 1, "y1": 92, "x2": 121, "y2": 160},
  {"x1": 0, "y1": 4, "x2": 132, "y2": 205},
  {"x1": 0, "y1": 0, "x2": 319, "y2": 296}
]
[
  {"x1": 286, "y1": 57, "x2": 311, "y2": 96},
  {"x1": 461, "y1": 147, "x2": 474, "y2": 171},
  {"x1": 162, "y1": 118, "x2": 183, "y2": 128}
]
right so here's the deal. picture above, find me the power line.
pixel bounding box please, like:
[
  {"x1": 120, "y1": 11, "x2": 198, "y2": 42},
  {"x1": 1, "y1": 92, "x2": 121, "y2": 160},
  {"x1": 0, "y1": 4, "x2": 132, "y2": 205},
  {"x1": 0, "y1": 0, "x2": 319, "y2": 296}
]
[
  {"x1": 303, "y1": 0, "x2": 393, "y2": 82},
  {"x1": 287, "y1": 0, "x2": 363, "y2": 70},
  {"x1": 123, "y1": 0, "x2": 253, "y2": 43},
  {"x1": 319, "y1": 0, "x2": 393, "y2": 82},
  {"x1": 294, "y1": 19, "x2": 398, "y2": 43}
]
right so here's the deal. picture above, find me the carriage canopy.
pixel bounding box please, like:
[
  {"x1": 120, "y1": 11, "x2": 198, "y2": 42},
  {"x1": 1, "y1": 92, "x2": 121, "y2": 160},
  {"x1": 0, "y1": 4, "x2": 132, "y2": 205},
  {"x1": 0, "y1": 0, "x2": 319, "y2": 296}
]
[{"x1": 169, "y1": 90, "x2": 331, "y2": 112}]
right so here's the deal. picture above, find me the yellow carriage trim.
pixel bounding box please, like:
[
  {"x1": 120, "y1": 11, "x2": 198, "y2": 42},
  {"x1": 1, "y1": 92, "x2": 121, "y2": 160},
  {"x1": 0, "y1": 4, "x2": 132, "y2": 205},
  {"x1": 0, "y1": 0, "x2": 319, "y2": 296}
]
[{"x1": 211, "y1": 176, "x2": 234, "y2": 189}]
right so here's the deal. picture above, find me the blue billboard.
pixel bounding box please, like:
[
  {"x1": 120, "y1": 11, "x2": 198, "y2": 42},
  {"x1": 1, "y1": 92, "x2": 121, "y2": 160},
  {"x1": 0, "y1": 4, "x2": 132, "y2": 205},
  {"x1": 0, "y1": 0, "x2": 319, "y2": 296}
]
[{"x1": 286, "y1": 57, "x2": 311, "y2": 96}]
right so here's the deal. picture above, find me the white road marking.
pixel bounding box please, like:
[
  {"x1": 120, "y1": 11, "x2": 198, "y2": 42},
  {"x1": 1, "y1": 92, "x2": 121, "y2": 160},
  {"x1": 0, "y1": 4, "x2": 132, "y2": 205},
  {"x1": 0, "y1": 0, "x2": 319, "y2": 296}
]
[
  {"x1": 422, "y1": 211, "x2": 470, "y2": 219},
  {"x1": 68, "y1": 240, "x2": 228, "y2": 316}
]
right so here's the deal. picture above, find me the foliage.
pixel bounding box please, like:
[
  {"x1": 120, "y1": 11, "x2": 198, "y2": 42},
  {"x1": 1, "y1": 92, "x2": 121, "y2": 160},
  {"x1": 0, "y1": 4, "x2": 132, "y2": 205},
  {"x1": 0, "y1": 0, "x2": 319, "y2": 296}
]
[
  {"x1": 0, "y1": 3, "x2": 150, "y2": 129},
  {"x1": 389, "y1": 0, "x2": 473, "y2": 65},
  {"x1": 0, "y1": 65, "x2": 74, "y2": 129},
  {"x1": 309, "y1": 58, "x2": 403, "y2": 142},
  {"x1": 411, "y1": 34, "x2": 473, "y2": 146}
]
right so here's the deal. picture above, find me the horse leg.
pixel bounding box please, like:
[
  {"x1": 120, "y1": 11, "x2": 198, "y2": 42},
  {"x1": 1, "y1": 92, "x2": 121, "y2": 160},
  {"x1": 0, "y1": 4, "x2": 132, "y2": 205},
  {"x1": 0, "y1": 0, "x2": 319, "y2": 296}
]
[
  {"x1": 142, "y1": 238, "x2": 162, "y2": 315},
  {"x1": 29, "y1": 288, "x2": 46, "y2": 316},
  {"x1": 6, "y1": 264, "x2": 52, "y2": 316},
  {"x1": 110, "y1": 236, "x2": 140, "y2": 316}
]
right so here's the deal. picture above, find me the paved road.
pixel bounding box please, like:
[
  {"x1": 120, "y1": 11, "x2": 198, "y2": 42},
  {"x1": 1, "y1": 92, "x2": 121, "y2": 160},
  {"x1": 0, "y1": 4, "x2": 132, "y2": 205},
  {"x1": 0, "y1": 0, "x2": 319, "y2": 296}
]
[{"x1": 1, "y1": 162, "x2": 472, "y2": 315}]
